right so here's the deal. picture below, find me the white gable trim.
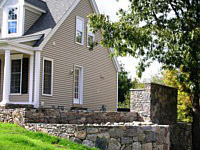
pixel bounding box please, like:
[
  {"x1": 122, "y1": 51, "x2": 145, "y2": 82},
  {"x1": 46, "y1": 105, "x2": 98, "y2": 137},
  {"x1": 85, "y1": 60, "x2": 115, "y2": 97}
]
[
  {"x1": 24, "y1": 2, "x2": 46, "y2": 14},
  {"x1": 38, "y1": 0, "x2": 81, "y2": 49}
]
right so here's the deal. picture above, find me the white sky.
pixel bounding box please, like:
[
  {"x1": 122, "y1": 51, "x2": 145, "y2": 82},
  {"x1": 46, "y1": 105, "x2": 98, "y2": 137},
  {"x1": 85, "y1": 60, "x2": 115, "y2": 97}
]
[{"x1": 95, "y1": 0, "x2": 162, "y2": 81}]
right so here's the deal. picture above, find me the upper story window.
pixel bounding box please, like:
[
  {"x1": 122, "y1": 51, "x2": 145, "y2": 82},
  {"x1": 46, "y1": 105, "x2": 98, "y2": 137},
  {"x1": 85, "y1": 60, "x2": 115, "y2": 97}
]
[
  {"x1": 8, "y1": 8, "x2": 18, "y2": 34},
  {"x1": 87, "y1": 24, "x2": 95, "y2": 47},
  {"x1": 76, "y1": 16, "x2": 84, "y2": 45}
]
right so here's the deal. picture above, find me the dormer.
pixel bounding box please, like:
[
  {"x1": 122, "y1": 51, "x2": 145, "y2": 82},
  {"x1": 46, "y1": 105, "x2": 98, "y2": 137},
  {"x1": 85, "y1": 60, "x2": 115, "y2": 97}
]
[{"x1": 0, "y1": 0, "x2": 46, "y2": 38}]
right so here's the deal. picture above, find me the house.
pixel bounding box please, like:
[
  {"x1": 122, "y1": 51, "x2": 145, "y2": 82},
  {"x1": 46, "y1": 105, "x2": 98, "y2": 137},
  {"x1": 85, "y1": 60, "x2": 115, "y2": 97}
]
[{"x1": 0, "y1": 0, "x2": 120, "y2": 111}]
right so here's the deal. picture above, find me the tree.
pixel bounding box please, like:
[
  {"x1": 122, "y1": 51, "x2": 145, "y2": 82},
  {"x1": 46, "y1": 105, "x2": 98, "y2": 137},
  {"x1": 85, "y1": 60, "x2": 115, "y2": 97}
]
[
  {"x1": 89, "y1": 1, "x2": 200, "y2": 149},
  {"x1": 118, "y1": 64, "x2": 132, "y2": 104},
  {"x1": 163, "y1": 70, "x2": 192, "y2": 122}
]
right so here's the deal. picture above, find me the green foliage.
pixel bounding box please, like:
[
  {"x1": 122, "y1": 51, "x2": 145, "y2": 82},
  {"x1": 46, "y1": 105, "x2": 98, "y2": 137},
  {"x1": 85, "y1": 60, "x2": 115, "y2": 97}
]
[
  {"x1": 163, "y1": 70, "x2": 192, "y2": 122},
  {"x1": 89, "y1": 1, "x2": 200, "y2": 140},
  {"x1": 0, "y1": 123, "x2": 97, "y2": 150},
  {"x1": 89, "y1": 0, "x2": 200, "y2": 95},
  {"x1": 118, "y1": 94, "x2": 130, "y2": 108},
  {"x1": 118, "y1": 64, "x2": 132, "y2": 103}
]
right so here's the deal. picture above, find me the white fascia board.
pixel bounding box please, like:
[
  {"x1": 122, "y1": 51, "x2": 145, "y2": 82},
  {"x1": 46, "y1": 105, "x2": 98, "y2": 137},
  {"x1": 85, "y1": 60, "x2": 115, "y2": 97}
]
[
  {"x1": 90, "y1": 0, "x2": 99, "y2": 14},
  {"x1": 24, "y1": 2, "x2": 46, "y2": 14},
  {"x1": 9, "y1": 34, "x2": 43, "y2": 43},
  {"x1": 0, "y1": 40, "x2": 41, "y2": 54},
  {"x1": 109, "y1": 48, "x2": 121, "y2": 72}
]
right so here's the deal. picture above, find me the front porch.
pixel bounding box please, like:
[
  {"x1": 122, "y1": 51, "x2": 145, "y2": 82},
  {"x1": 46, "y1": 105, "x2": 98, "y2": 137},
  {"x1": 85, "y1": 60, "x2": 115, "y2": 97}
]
[{"x1": 0, "y1": 41, "x2": 41, "y2": 108}]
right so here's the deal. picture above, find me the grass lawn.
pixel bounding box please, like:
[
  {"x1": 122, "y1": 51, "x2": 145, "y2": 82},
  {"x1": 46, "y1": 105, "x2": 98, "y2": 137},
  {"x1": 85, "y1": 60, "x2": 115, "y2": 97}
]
[{"x1": 0, "y1": 123, "x2": 97, "y2": 150}]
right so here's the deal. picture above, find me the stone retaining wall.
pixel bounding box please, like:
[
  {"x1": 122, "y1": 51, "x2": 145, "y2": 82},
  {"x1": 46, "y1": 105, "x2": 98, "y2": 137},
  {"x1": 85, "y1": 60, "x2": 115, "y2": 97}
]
[
  {"x1": 130, "y1": 83, "x2": 177, "y2": 124},
  {"x1": 0, "y1": 108, "x2": 26, "y2": 126},
  {"x1": 170, "y1": 123, "x2": 192, "y2": 150},
  {"x1": 25, "y1": 122, "x2": 170, "y2": 150},
  {"x1": 0, "y1": 108, "x2": 138, "y2": 124}
]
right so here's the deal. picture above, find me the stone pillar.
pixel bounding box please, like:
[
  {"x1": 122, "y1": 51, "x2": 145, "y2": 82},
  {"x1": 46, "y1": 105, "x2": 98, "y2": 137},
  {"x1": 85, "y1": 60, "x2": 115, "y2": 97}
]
[
  {"x1": 34, "y1": 51, "x2": 41, "y2": 108},
  {"x1": 1, "y1": 50, "x2": 11, "y2": 105},
  {"x1": 130, "y1": 83, "x2": 178, "y2": 125}
]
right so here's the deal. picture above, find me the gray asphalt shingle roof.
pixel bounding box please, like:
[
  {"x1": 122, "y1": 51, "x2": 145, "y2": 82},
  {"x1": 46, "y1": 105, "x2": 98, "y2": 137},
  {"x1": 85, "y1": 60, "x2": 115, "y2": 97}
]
[{"x1": 25, "y1": 0, "x2": 76, "y2": 37}]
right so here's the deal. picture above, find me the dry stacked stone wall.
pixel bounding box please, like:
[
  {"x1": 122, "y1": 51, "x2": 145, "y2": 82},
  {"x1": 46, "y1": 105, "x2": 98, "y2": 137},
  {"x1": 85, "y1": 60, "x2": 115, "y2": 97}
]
[{"x1": 25, "y1": 123, "x2": 170, "y2": 150}]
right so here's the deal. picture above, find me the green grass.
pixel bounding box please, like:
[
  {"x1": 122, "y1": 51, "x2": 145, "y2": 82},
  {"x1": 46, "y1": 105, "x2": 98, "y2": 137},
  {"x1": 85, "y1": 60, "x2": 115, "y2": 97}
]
[{"x1": 0, "y1": 123, "x2": 97, "y2": 150}]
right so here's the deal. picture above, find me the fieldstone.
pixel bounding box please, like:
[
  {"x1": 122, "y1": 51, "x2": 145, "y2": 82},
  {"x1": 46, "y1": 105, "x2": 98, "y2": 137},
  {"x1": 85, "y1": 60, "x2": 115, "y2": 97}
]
[
  {"x1": 124, "y1": 128, "x2": 137, "y2": 137},
  {"x1": 108, "y1": 138, "x2": 121, "y2": 150},
  {"x1": 82, "y1": 140, "x2": 94, "y2": 148},
  {"x1": 133, "y1": 136, "x2": 139, "y2": 142},
  {"x1": 121, "y1": 137, "x2": 133, "y2": 144},
  {"x1": 87, "y1": 128, "x2": 99, "y2": 134},
  {"x1": 132, "y1": 142, "x2": 141, "y2": 150},
  {"x1": 95, "y1": 137, "x2": 109, "y2": 150},
  {"x1": 142, "y1": 143, "x2": 152, "y2": 150},
  {"x1": 87, "y1": 134, "x2": 97, "y2": 141},
  {"x1": 123, "y1": 145, "x2": 132, "y2": 150},
  {"x1": 74, "y1": 131, "x2": 86, "y2": 140},
  {"x1": 70, "y1": 137, "x2": 82, "y2": 144},
  {"x1": 138, "y1": 134, "x2": 146, "y2": 142},
  {"x1": 97, "y1": 133, "x2": 110, "y2": 139},
  {"x1": 109, "y1": 128, "x2": 124, "y2": 138},
  {"x1": 145, "y1": 131, "x2": 156, "y2": 142}
]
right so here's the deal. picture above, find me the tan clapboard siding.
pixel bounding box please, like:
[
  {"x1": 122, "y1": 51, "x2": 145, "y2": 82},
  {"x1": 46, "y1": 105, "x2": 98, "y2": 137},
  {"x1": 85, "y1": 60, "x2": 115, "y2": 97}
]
[
  {"x1": 40, "y1": 0, "x2": 117, "y2": 111},
  {"x1": 24, "y1": 9, "x2": 41, "y2": 34},
  {"x1": 0, "y1": 55, "x2": 29, "y2": 103}
]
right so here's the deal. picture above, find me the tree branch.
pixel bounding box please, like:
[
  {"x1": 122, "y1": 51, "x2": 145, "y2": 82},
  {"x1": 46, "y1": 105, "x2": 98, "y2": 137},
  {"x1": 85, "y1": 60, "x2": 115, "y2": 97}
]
[{"x1": 169, "y1": 0, "x2": 180, "y2": 19}]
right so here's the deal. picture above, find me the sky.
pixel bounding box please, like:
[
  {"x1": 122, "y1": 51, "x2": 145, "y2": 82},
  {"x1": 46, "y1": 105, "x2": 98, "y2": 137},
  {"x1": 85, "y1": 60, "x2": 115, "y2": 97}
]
[{"x1": 95, "y1": 0, "x2": 162, "y2": 81}]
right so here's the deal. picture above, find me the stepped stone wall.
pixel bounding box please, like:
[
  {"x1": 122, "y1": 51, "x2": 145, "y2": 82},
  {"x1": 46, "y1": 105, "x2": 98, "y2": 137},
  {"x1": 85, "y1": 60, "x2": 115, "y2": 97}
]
[{"x1": 0, "y1": 83, "x2": 192, "y2": 150}]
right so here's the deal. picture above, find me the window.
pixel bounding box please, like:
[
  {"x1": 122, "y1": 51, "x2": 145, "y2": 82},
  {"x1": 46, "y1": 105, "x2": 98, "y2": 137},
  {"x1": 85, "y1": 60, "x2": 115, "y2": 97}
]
[
  {"x1": 10, "y1": 59, "x2": 22, "y2": 94},
  {"x1": 8, "y1": 8, "x2": 18, "y2": 34},
  {"x1": 87, "y1": 24, "x2": 95, "y2": 47},
  {"x1": 76, "y1": 16, "x2": 84, "y2": 45},
  {"x1": 43, "y1": 58, "x2": 53, "y2": 96},
  {"x1": 74, "y1": 66, "x2": 83, "y2": 104},
  {"x1": 10, "y1": 55, "x2": 29, "y2": 95}
]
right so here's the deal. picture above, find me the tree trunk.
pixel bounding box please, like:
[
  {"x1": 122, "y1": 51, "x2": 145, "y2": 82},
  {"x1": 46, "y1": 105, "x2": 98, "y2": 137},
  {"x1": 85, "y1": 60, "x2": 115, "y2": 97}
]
[{"x1": 192, "y1": 90, "x2": 200, "y2": 150}]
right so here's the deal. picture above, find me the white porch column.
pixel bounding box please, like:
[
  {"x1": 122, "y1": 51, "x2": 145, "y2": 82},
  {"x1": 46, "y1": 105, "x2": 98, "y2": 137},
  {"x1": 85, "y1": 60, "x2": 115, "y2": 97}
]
[
  {"x1": 34, "y1": 51, "x2": 41, "y2": 108},
  {"x1": 29, "y1": 54, "x2": 34, "y2": 104},
  {"x1": 1, "y1": 50, "x2": 11, "y2": 105}
]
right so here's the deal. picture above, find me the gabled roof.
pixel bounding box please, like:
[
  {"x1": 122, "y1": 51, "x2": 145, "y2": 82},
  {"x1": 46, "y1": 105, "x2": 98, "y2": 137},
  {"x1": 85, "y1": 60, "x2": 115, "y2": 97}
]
[{"x1": 25, "y1": 0, "x2": 76, "y2": 36}]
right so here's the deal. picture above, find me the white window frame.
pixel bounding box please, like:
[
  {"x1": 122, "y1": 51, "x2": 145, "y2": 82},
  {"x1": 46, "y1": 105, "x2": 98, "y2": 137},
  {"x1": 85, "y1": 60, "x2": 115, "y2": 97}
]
[
  {"x1": 42, "y1": 57, "x2": 53, "y2": 97},
  {"x1": 87, "y1": 23, "x2": 95, "y2": 47},
  {"x1": 6, "y1": 7, "x2": 19, "y2": 36},
  {"x1": 10, "y1": 54, "x2": 23, "y2": 95},
  {"x1": 75, "y1": 16, "x2": 84, "y2": 45},
  {"x1": 73, "y1": 65, "x2": 83, "y2": 104}
]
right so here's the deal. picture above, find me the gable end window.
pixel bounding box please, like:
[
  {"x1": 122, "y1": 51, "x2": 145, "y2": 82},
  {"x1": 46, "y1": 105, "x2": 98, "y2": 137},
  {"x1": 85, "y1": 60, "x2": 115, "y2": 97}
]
[
  {"x1": 87, "y1": 24, "x2": 95, "y2": 47},
  {"x1": 76, "y1": 16, "x2": 84, "y2": 45},
  {"x1": 42, "y1": 58, "x2": 53, "y2": 96},
  {"x1": 8, "y1": 8, "x2": 18, "y2": 34}
]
